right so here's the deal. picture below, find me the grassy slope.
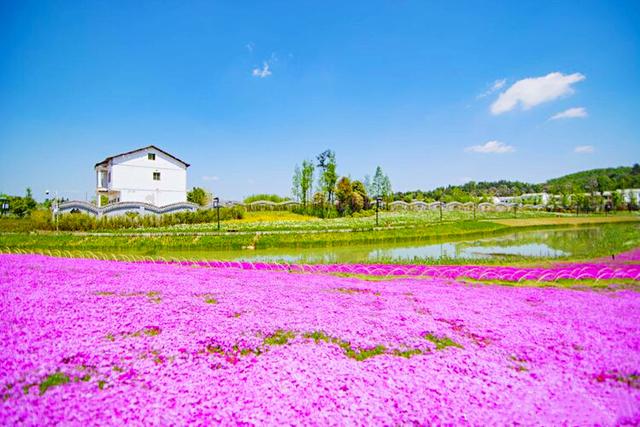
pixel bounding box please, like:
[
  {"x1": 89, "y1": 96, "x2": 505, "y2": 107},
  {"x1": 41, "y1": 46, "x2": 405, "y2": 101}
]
[{"x1": 0, "y1": 221, "x2": 507, "y2": 252}]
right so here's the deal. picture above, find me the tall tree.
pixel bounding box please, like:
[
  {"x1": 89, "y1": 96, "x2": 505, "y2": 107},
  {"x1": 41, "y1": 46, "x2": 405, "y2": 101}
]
[
  {"x1": 369, "y1": 166, "x2": 392, "y2": 202},
  {"x1": 335, "y1": 176, "x2": 353, "y2": 214},
  {"x1": 316, "y1": 150, "x2": 337, "y2": 203},
  {"x1": 381, "y1": 174, "x2": 393, "y2": 206},
  {"x1": 351, "y1": 180, "x2": 368, "y2": 207},
  {"x1": 291, "y1": 165, "x2": 302, "y2": 202},
  {"x1": 301, "y1": 160, "x2": 314, "y2": 207},
  {"x1": 370, "y1": 166, "x2": 386, "y2": 197}
]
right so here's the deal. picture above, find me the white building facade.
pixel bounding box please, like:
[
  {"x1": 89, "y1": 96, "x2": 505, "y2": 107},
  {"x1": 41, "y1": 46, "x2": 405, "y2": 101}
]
[{"x1": 95, "y1": 146, "x2": 189, "y2": 207}]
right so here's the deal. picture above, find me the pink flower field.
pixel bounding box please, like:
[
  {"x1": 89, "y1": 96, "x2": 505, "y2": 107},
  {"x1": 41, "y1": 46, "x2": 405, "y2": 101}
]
[{"x1": 1, "y1": 253, "x2": 640, "y2": 425}]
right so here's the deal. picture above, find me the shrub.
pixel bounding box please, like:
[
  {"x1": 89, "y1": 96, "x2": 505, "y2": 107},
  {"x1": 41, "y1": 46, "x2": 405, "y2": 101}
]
[
  {"x1": 30, "y1": 210, "x2": 53, "y2": 230},
  {"x1": 53, "y1": 206, "x2": 246, "y2": 231},
  {"x1": 244, "y1": 194, "x2": 290, "y2": 203}
]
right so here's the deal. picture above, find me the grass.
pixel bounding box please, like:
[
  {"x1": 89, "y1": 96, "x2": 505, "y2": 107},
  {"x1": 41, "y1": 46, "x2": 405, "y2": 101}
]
[
  {"x1": 99, "y1": 209, "x2": 586, "y2": 234},
  {"x1": 0, "y1": 212, "x2": 637, "y2": 265},
  {"x1": 226, "y1": 211, "x2": 318, "y2": 224},
  {"x1": 458, "y1": 277, "x2": 640, "y2": 290},
  {"x1": 0, "y1": 220, "x2": 508, "y2": 251},
  {"x1": 323, "y1": 273, "x2": 640, "y2": 291},
  {"x1": 425, "y1": 334, "x2": 464, "y2": 350},
  {"x1": 489, "y1": 215, "x2": 640, "y2": 227},
  {"x1": 263, "y1": 329, "x2": 296, "y2": 346},
  {"x1": 38, "y1": 372, "x2": 70, "y2": 395}
]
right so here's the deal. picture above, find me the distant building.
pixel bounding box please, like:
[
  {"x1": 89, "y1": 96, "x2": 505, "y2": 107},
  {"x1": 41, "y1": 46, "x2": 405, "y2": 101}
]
[{"x1": 95, "y1": 146, "x2": 189, "y2": 207}]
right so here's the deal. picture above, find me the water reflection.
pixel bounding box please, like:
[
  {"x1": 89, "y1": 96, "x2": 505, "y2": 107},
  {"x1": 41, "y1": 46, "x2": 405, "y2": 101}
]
[{"x1": 138, "y1": 223, "x2": 638, "y2": 264}]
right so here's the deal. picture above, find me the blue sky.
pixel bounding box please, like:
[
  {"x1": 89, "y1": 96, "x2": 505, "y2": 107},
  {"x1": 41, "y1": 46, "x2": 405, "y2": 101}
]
[{"x1": 1, "y1": 1, "x2": 639, "y2": 201}]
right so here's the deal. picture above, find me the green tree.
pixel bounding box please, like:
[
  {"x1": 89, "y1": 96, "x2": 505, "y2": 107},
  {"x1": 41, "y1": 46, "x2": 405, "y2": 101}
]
[
  {"x1": 611, "y1": 191, "x2": 623, "y2": 210},
  {"x1": 351, "y1": 180, "x2": 368, "y2": 208},
  {"x1": 301, "y1": 160, "x2": 314, "y2": 207},
  {"x1": 381, "y1": 174, "x2": 393, "y2": 207},
  {"x1": 369, "y1": 166, "x2": 385, "y2": 197},
  {"x1": 292, "y1": 165, "x2": 302, "y2": 202},
  {"x1": 335, "y1": 177, "x2": 353, "y2": 215},
  {"x1": 187, "y1": 187, "x2": 211, "y2": 206},
  {"x1": 10, "y1": 188, "x2": 37, "y2": 217},
  {"x1": 316, "y1": 150, "x2": 337, "y2": 203}
]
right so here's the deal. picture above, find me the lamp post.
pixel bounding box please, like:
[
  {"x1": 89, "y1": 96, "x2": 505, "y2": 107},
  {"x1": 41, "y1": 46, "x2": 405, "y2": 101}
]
[
  {"x1": 46, "y1": 190, "x2": 59, "y2": 231},
  {"x1": 375, "y1": 196, "x2": 382, "y2": 227},
  {"x1": 213, "y1": 197, "x2": 220, "y2": 231}
]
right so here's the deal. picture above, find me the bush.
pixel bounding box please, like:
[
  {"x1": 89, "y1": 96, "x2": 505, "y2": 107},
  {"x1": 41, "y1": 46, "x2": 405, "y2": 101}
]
[
  {"x1": 53, "y1": 206, "x2": 246, "y2": 232},
  {"x1": 244, "y1": 194, "x2": 290, "y2": 203},
  {"x1": 30, "y1": 210, "x2": 53, "y2": 230},
  {"x1": 351, "y1": 209, "x2": 375, "y2": 218}
]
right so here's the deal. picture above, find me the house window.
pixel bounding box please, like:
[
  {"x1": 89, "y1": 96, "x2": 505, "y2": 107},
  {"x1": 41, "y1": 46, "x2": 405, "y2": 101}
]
[
  {"x1": 153, "y1": 172, "x2": 161, "y2": 181},
  {"x1": 148, "y1": 153, "x2": 156, "y2": 160}
]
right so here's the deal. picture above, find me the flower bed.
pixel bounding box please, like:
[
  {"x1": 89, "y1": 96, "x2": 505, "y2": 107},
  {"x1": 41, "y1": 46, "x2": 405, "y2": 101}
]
[
  {"x1": 153, "y1": 257, "x2": 640, "y2": 282},
  {"x1": 1, "y1": 254, "x2": 639, "y2": 424}
]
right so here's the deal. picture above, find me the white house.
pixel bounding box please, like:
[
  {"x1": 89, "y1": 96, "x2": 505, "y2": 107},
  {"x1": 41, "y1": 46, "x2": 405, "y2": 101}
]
[{"x1": 95, "y1": 146, "x2": 189, "y2": 207}]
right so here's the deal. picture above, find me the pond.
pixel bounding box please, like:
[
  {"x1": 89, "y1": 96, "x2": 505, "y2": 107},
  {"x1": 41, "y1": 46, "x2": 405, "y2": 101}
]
[{"x1": 144, "y1": 223, "x2": 639, "y2": 263}]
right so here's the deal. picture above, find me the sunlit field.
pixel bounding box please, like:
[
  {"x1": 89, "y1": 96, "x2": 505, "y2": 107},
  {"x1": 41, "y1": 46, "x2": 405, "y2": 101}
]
[{"x1": 2, "y1": 253, "x2": 639, "y2": 424}]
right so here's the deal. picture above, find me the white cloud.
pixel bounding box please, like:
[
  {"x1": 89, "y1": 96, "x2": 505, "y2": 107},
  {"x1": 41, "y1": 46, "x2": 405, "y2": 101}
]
[
  {"x1": 465, "y1": 140, "x2": 515, "y2": 154},
  {"x1": 491, "y1": 72, "x2": 586, "y2": 115},
  {"x1": 550, "y1": 107, "x2": 588, "y2": 120},
  {"x1": 202, "y1": 175, "x2": 220, "y2": 181},
  {"x1": 574, "y1": 145, "x2": 594, "y2": 154},
  {"x1": 245, "y1": 42, "x2": 254, "y2": 53},
  {"x1": 252, "y1": 61, "x2": 272, "y2": 78},
  {"x1": 477, "y1": 79, "x2": 506, "y2": 99}
]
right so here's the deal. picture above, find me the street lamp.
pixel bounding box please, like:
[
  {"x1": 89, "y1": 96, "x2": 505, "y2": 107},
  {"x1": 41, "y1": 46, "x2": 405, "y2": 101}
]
[
  {"x1": 213, "y1": 197, "x2": 220, "y2": 231},
  {"x1": 375, "y1": 196, "x2": 382, "y2": 227},
  {"x1": 46, "y1": 190, "x2": 59, "y2": 231}
]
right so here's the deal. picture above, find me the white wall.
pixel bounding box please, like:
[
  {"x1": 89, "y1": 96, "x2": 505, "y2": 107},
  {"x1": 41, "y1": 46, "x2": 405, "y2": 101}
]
[{"x1": 108, "y1": 147, "x2": 187, "y2": 206}]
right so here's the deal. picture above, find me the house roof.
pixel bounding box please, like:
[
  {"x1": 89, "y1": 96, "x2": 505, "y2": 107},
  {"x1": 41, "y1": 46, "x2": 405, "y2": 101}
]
[{"x1": 94, "y1": 145, "x2": 190, "y2": 168}]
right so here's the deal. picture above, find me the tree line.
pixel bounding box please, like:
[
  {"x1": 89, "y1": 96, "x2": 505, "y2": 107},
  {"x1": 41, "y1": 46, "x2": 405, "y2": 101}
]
[
  {"x1": 393, "y1": 164, "x2": 640, "y2": 203},
  {"x1": 291, "y1": 150, "x2": 393, "y2": 217}
]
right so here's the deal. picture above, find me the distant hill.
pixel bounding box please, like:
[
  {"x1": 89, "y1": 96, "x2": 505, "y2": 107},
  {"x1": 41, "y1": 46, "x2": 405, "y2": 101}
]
[
  {"x1": 394, "y1": 164, "x2": 640, "y2": 202},
  {"x1": 545, "y1": 165, "x2": 640, "y2": 193}
]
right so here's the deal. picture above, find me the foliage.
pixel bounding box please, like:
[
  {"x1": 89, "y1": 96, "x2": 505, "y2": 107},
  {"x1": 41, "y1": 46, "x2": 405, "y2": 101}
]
[
  {"x1": 187, "y1": 187, "x2": 212, "y2": 206},
  {"x1": 243, "y1": 194, "x2": 290, "y2": 203},
  {"x1": 368, "y1": 167, "x2": 392, "y2": 199},
  {"x1": 301, "y1": 160, "x2": 314, "y2": 207},
  {"x1": 316, "y1": 150, "x2": 338, "y2": 203},
  {"x1": 4, "y1": 188, "x2": 38, "y2": 218},
  {"x1": 336, "y1": 177, "x2": 369, "y2": 215},
  {"x1": 546, "y1": 165, "x2": 640, "y2": 194},
  {"x1": 53, "y1": 206, "x2": 245, "y2": 231},
  {"x1": 38, "y1": 372, "x2": 70, "y2": 395},
  {"x1": 291, "y1": 166, "x2": 302, "y2": 203},
  {"x1": 395, "y1": 164, "x2": 640, "y2": 203}
]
